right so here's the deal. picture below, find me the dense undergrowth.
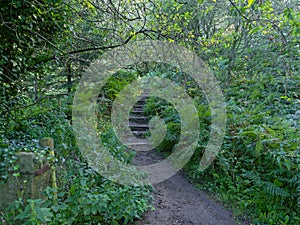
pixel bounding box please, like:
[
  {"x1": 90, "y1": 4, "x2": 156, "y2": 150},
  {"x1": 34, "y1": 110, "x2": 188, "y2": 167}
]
[
  {"x1": 142, "y1": 62, "x2": 300, "y2": 224},
  {"x1": 0, "y1": 71, "x2": 152, "y2": 225}
]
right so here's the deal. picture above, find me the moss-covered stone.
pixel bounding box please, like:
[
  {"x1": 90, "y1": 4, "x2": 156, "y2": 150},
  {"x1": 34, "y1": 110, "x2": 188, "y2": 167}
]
[{"x1": 0, "y1": 152, "x2": 51, "y2": 210}]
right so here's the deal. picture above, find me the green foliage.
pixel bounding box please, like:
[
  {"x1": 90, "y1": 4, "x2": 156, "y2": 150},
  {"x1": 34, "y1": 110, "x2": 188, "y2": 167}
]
[
  {"x1": 1, "y1": 91, "x2": 152, "y2": 224},
  {"x1": 43, "y1": 160, "x2": 151, "y2": 225},
  {"x1": 14, "y1": 199, "x2": 53, "y2": 224},
  {"x1": 1, "y1": 0, "x2": 299, "y2": 224},
  {"x1": 4, "y1": 168, "x2": 152, "y2": 224},
  {"x1": 142, "y1": 68, "x2": 208, "y2": 153},
  {"x1": 0, "y1": 0, "x2": 73, "y2": 101},
  {"x1": 98, "y1": 69, "x2": 138, "y2": 119},
  {"x1": 144, "y1": 97, "x2": 179, "y2": 151},
  {"x1": 184, "y1": 1, "x2": 300, "y2": 222},
  {"x1": 140, "y1": 1, "x2": 300, "y2": 224}
]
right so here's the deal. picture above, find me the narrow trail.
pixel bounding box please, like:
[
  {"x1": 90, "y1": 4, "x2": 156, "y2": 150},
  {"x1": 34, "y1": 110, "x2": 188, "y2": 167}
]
[{"x1": 128, "y1": 92, "x2": 238, "y2": 225}]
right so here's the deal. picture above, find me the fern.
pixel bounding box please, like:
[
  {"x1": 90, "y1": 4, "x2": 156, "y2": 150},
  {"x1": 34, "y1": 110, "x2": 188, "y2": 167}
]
[
  {"x1": 289, "y1": 172, "x2": 300, "y2": 184},
  {"x1": 261, "y1": 181, "x2": 290, "y2": 197},
  {"x1": 242, "y1": 171, "x2": 290, "y2": 197},
  {"x1": 272, "y1": 168, "x2": 289, "y2": 176}
]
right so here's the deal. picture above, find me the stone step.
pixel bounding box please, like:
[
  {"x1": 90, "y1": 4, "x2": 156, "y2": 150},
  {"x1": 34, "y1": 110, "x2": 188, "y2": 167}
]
[
  {"x1": 137, "y1": 98, "x2": 147, "y2": 102},
  {"x1": 130, "y1": 127, "x2": 149, "y2": 131},
  {"x1": 131, "y1": 109, "x2": 144, "y2": 113},
  {"x1": 129, "y1": 123, "x2": 149, "y2": 128},
  {"x1": 133, "y1": 105, "x2": 144, "y2": 109},
  {"x1": 134, "y1": 102, "x2": 146, "y2": 107},
  {"x1": 129, "y1": 116, "x2": 149, "y2": 120},
  {"x1": 132, "y1": 130, "x2": 148, "y2": 136},
  {"x1": 127, "y1": 142, "x2": 149, "y2": 146}
]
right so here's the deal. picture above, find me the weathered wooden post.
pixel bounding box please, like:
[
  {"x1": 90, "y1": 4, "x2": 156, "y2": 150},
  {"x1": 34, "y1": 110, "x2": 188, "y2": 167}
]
[
  {"x1": 39, "y1": 137, "x2": 57, "y2": 199},
  {"x1": 40, "y1": 137, "x2": 57, "y2": 199}
]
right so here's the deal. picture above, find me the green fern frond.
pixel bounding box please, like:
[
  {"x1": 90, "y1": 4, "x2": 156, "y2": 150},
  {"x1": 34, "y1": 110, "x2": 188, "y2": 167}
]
[
  {"x1": 262, "y1": 181, "x2": 290, "y2": 197},
  {"x1": 272, "y1": 168, "x2": 288, "y2": 176},
  {"x1": 289, "y1": 172, "x2": 300, "y2": 184}
]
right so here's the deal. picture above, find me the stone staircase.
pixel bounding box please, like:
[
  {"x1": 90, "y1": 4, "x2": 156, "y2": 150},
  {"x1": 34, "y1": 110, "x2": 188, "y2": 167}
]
[
  {"x1": 126, "y1": 90, "x2": 153, "y2": 151},
  {"x1": 129, "y1": 91, "x2": 150, "y2": 137}
]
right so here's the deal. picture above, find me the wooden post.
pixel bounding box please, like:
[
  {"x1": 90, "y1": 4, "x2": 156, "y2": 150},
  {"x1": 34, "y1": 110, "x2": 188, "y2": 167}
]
[{"x1": 39, "y1": 137, "x2": 57, "y2": 199}]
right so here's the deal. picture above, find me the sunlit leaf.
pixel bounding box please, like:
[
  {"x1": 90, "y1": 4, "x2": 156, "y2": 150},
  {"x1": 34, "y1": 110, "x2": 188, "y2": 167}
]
[{"x1": 248, "y1": 0, "x2": 255, "y2": 7}]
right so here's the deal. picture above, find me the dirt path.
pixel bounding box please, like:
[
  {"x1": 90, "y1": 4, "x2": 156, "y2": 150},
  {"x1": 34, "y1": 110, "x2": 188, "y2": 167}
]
[
  {"x1": 131, "y1": 150, "x2": 238, "y2": 225},
  {"x1": 128, "y1": 93, "x2": 239, "y2": 225}
]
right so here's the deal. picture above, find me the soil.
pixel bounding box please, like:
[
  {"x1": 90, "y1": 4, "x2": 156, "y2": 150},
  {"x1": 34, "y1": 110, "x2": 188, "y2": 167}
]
[{"x1": 130, "y1": 150, "x2": 240, "y2": 225}]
